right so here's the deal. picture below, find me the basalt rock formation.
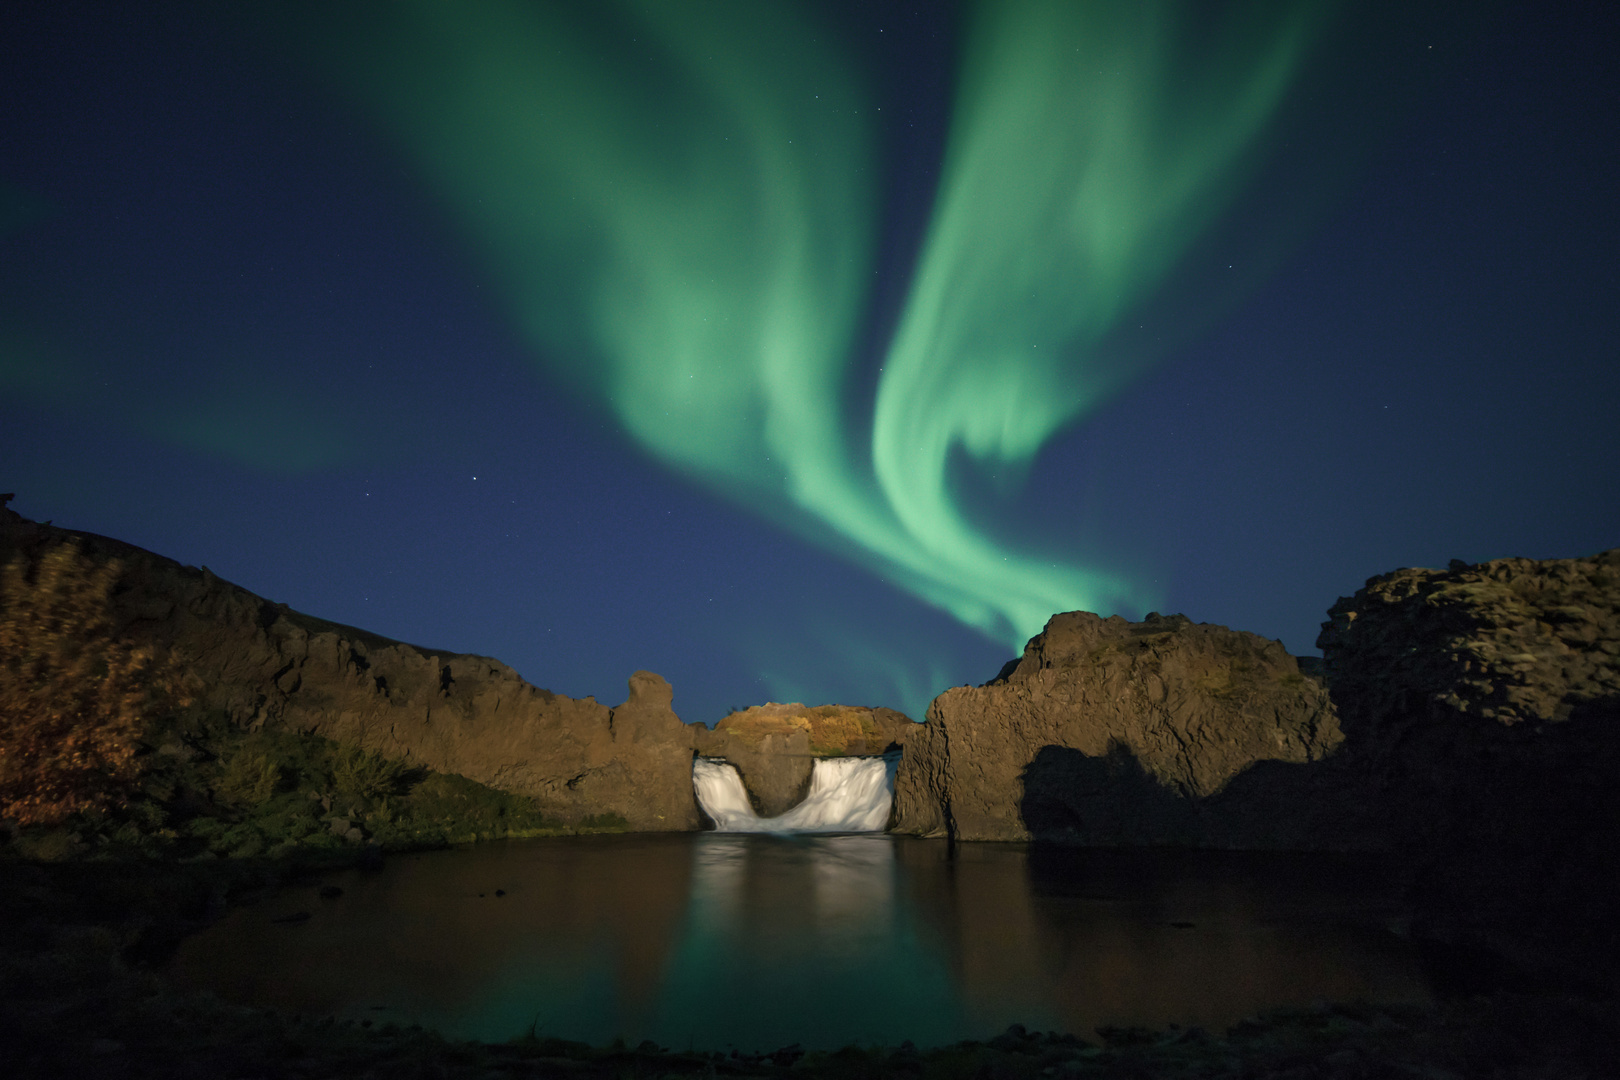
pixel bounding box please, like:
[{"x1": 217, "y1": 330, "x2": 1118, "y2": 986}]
[
  {"x1": 891, "y1": 612, "x2": 1342, "y2": 844},
  {"x1": 890, "y1": 548, "x2": 1620, "y2": 986},
  {"x1": 1319, "y1": 551, "x2": 1620, "y2": 733},
  {"x1": 693, "y1": 703, "x2": 911, "y2": 817},
  {"x1": 1317, "y1": 549, "x2": 1620, "y2": 982},
  {"x1": 0, "y1": 501, "x2": 707, "y2": 831}
]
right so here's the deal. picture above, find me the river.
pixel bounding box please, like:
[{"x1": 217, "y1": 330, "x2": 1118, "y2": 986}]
[{"x1": 168, "y1": 832, "x2": 1430, "y2": 1051}]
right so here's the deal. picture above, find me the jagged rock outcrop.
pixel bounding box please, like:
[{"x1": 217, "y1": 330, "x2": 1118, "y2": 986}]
[
  {"x1": 1319, "y1": 551, "x2": 1620, "y2": 732},
  {"x1": 0, "y1": 501, "x2": 707, "y2": 831},
  {"x1": 892, "y1": 612, "x2": 1341, "y2": 843},
  {"x1": 1317, "y1": 549, "x2": 1620, "y2": 981},
  {"x1": 693, "y1": 703, "x2": 911, "y2": 817}
]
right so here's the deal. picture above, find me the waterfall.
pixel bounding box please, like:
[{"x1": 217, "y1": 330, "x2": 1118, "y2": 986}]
[{"x1": 693, "y1": 754, "x2": 898, "y2": 833}]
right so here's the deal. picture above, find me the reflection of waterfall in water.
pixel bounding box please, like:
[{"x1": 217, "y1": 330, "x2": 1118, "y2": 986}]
[
  {"x1": 693, "y1": 754, "x2": 898, "y2": 832},
  {"x1": 167, "y1": 833, "x2": 1436, "y2": 1051},
  {"x1": 663, "y1": 833, "x2": 963, "y2": 1050}
]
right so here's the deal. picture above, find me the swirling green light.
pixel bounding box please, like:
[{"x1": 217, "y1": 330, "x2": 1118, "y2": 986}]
[
  {"x1": 318, "y1": 0, "x2": 1320, "y2": 650},
  {"x1": 871, "y1": 0, "x2": 1317, "y2": 639}
]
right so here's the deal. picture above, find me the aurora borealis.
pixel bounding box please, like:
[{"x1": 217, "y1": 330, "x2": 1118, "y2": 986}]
[
  {"x1": 3, "y1": 1, "x2": 1617, "y2": 722},
  {"x1": 312, "y1": 0, "x2": 1322, "y2": 650}
]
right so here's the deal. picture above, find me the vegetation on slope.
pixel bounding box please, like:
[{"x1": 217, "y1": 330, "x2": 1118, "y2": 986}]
[
  {"x1": 0, "y1": 540, "x2": 624, "y2": 864},
  {"x1": 0, "y1": 542, "x2": 184, "y2": 826}
]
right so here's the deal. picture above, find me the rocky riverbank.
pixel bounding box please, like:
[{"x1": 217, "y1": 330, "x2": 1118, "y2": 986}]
[{"x1": 891, "y1": 548, "x2": 1620, "y2": 992}]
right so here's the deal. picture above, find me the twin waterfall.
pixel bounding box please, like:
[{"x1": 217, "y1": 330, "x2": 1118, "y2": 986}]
[{"x1": 693, "y1": 754, "x2": 898, "y2": 833}]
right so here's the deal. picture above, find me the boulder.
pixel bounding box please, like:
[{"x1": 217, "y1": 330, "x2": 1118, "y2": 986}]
[
  {"x1": 0, "y1": 501, "x2": 707, "y2": 831},
  {"x1": 891, "y1": 612, "x2": 1341, "y2": 843}
]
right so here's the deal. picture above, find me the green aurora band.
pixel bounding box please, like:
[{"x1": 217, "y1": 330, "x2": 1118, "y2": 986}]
[{"x1": 325, "y1": 0, "x2": 1322, "y2": 651}]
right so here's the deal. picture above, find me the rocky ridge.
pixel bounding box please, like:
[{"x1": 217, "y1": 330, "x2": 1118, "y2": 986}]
[
  {"x1": 0, "y1": 502, "x2": 712, "y2": 830},
  {"x1": 0, "y1": 500, "x2": 918, "y2": 829},
  {"x1": 1319, "y1": 550, "x2": 1620, "y2": 732}
]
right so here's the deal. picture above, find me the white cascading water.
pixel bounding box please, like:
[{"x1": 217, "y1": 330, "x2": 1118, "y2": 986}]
[{"x1": 692, "y1": 754, "x2": 898, "y2": 833}]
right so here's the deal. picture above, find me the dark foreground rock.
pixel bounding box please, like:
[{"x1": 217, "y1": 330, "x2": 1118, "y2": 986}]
[
  {"x1": 893, "y1": 547, "x2": 1620, "y2": 989},
  {"x1": 1317, "y1": 549, "x2": 1620, "y2": 987},
  {"x1": 0, "y1": 501, "x2": 707, "y2": 832},
  {"x1": 892, "y1": 612, "x2": 1342, "y2": 844}
]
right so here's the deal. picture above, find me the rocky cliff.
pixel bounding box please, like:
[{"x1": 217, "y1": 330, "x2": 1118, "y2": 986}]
[
  {"x1": 891, "y1": 612, "x2": 1342, "y2": 843},
  {"x1": 1317, "y1": 549, "x2": 1620, "y2": 980},
  {"x1": 0, "y1": 500, "x2": 921, "y2": 829},
  {"x1": 0, "y1": 501, "x2": 707, "y2": 832},
  {"x1": 890, "y1": 548, "x2": 1619, "y2": 985},
  {"x1": 1319, "y1": 551, "x2": 1620, "y2": 732}
]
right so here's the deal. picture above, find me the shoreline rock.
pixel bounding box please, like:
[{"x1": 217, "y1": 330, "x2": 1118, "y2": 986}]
[{"x1": 1316, "y1": 549, "x2": 1620, "y2": 986}]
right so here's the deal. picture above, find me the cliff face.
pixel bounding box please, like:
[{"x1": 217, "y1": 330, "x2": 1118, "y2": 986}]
[
  {"x1": 892, "y1": 612, "x2": 1341, "y2": 843},
  {"x1": 0, "y1": 504, "x2": 707, "y2": 831},
  {"x1": 0, "y1": 502, "x2": 923, "y2": 830}
]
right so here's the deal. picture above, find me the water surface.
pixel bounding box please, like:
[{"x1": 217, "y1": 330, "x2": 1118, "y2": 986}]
[{"x1": 169, "y1": 834, "x2": 1430, "y2": 1051}]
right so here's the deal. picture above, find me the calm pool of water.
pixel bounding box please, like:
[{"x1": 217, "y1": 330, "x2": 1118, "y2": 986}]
[{"x1": 168, "y1": 834, "x2": 1431, "y2": 1051}]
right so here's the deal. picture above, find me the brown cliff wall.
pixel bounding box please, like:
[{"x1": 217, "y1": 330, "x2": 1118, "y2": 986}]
[
  {"x1": 891, "y1": 548, "x2": 1620, "y2": 986},
  {"x1": 0, "y1": 503, "x2": 706, "y2": 831}
]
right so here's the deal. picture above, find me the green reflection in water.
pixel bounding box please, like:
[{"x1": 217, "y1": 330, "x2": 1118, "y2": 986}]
[
  {"x1": 165, "y1": 835, "x2": 1431, "y2": 1049},
  {"x1": 649, "y1": 835, "x2": 970, "y2": 1051}
]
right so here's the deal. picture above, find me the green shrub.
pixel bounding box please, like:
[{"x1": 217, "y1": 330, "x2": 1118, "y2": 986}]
[
  {"x1": 213, "y1": 748, "x2": 285, "y2": 807},
  {"x1": 5, "y1": 703, "x2": 586, "y2": 861},
  {"x1": 329, "y1": 745, "x2": 410, "y2": 801}
]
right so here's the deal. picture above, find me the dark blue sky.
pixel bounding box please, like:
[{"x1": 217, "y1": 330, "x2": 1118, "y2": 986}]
[{"x1": 3, "y1": 1, "x2": 1617, "y2": 724}]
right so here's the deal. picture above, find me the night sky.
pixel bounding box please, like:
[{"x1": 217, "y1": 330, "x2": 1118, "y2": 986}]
[{"x1": 3, "y1": 1, "x2": 1616, "y2": 725}]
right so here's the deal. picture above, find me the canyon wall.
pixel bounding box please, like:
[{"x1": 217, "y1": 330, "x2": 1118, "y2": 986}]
[
  {"x1": 888, "y1": 547, "x2": 1620, "y2": 983},
  {"x1": 1, "y1": 500, "x2": 919, "y2": 829}
]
